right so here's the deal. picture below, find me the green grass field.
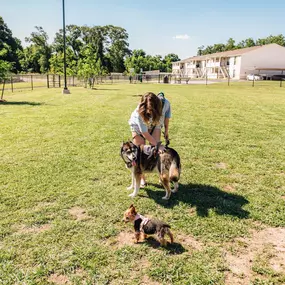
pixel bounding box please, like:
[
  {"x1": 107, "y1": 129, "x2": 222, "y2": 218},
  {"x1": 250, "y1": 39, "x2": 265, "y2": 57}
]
[{"x1": 1, "y1": 83, "x2": 285, "y2": 284}]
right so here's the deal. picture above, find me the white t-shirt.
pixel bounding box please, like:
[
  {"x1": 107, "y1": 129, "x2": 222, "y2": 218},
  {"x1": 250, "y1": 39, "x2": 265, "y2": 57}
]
[{"x1": 128, "y1": 98, "x2": 171, "y2": 134}]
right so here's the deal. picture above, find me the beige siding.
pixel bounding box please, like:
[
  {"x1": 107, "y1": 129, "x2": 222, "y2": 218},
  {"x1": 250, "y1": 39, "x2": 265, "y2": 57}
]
[{"x1": 240, "y1": 44, "x2": 285, "y2": 79}]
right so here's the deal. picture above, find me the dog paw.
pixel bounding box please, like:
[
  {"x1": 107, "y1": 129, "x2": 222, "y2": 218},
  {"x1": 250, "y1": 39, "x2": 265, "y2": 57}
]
[
  {"x1": 129, "y1": 193, "x2": 136, "y2": 198},
  {"x1": 127, "y1": 185, "x2": 133, "y2": 190},
  {"x1": 162, "y1": 195, "x2": 170, "y2": 200},
  {"x1": 170, "y1": 189, "x2": 178, "y2": 193}
]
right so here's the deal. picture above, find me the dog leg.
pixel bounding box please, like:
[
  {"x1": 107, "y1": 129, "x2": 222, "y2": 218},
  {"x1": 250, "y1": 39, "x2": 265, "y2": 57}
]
[
  {"x1": 166, "y1": 229, "x2": 174, "y2": 244},
  {"x1": 160, "y1": 173, "x2": 171, "y2": 200},
  {"x1": 134, "y1": 231, "x2": 140, "y2": 243},
  {"x1": 158, "y1": 228, "x2": 167, "y2": 246},
  {"x1": 171, "y1": 182, "x2": 179, "y2": 193},
  {"x1": 127, "y1": 171, "x2": 134, "y2": 190},
  {"x1": 129, "y1": 173, "x2": 140, "y2": 198}
]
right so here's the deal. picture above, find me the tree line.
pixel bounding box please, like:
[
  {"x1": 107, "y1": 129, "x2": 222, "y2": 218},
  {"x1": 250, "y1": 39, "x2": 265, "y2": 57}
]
[
  {"x1": 2, "y1": 14, "x2": 285, "y2": 80},
  {"x1": 0, "y1": 16, "x2": 180, "y2": 80},
  {"x1": 197, "y1": 35, "x2": 285, "y2": 56}
]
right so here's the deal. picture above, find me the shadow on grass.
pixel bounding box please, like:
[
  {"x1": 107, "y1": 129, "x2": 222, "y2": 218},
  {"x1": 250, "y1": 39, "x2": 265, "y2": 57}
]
[
  {"x1": 142, "y1": 236, "x2": 186, "y2": 255},
  {"x1": 0, "y1": 101, "x2": 43, "y2": 106},
  {"x1": 94, "y1": 88, "x2": 120, "y2": 91},
  {"x1": 145, "y1": 183, "x2": 249, "y2": 219}
]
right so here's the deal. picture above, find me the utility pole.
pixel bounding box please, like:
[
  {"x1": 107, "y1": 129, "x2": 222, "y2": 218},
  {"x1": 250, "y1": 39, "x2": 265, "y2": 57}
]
[{"x1": 62, "y1": 0, "x2": 70, "y2": 94}]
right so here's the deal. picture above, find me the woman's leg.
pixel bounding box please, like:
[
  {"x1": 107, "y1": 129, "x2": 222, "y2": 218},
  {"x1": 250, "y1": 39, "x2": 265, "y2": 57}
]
[{"x1": 132, "y1": 132, "x2": 145, "y2": 146}]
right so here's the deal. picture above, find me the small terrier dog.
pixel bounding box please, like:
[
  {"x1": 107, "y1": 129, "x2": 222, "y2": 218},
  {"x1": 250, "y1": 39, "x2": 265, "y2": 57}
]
[{"x1": 123, "y1": 204, "x2": 174, "y2": 246}]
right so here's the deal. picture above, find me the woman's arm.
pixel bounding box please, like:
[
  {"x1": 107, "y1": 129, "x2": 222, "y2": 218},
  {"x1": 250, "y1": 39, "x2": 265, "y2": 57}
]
[{"x1": 142, "y1": 132, "x2": 158, "y2": 146}]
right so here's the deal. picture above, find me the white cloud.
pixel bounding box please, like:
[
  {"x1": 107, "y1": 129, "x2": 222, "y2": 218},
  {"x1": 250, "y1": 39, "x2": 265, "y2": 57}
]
[{"x1": 173, "y1": 34, "x2": 190, "y2": 40}]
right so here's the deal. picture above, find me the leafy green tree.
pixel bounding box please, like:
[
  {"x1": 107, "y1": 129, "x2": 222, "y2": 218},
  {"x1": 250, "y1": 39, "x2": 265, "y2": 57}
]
[
  {"x1": 197, "y1": 34, "x2": 285, "y2": 56},
  {"x1": 24, "y1": 26, "x2": 51, "y2": 73},
  {"x1": 0, "y1": 50, "x2": 11, "y2": 80},
  {"x1": 197, "y1": 46, "x2": 204, "y2": 56},
  {"x1": 0, "y1": 16, "x2": 22, "y2": 72},
  {"x1": 103, "y1": 25, "x2": 131, "y2": 73},
  {"x1": 212, "y1": 43, "x2": 226, "y2": 53},
  {"x1": 163, "y1": 54, "x2": 180, "y2": 72},
  {"x1": 19, "y1": 45, "x2": 41, "y2": 73},
  {"x1": 256, "y1": 34, "x2": 285, "y2": 46},
  {"x1": 124, "y1": 49, "x2": 147, "y2": 73},
  {"x1": 225, "y1": 38, "x2": 236, "y2": 51},
  {"x1": 0, "y1": 49, "x2": 11, "y2": 101}
]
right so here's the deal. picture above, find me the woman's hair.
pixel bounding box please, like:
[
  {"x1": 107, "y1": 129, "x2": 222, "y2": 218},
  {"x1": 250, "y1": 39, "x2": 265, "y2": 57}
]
[{"x1": 138, "y1": 92, "x2": 162, "y2": 125}]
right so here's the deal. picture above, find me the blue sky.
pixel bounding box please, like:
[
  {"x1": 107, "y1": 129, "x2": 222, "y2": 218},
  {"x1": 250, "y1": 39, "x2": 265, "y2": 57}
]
[{"x1": 2, "y1": 0, "x2": 285, "y2": 59}]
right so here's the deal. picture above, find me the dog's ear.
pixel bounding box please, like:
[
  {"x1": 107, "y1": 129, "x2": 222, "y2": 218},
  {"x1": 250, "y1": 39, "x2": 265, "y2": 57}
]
[{"x1": 129, "y1": 204, "x2": 136, "y2": 213}]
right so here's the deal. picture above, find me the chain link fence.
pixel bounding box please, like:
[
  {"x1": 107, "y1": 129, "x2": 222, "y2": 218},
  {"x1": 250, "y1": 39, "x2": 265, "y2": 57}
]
[{"x1": 1, "y1": 73, "x2": 285, "y2": 95}]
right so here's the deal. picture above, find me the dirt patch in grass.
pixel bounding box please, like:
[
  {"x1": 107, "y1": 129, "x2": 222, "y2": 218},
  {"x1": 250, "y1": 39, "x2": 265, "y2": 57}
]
[
  {"x1": 73, "y1": 268, "x2": 86, "y2": 277},
  {"x1": 34, "y1": 201, "x2": 57, "y2": 211},
  {"x1": 115, "y1": 230, "x2": 136, "y2": 247},
  {"x1": 48, "y1": 273, "x2": 70, "y2": 284},
  {"x1": 68, "y1": 207, "x2": 90, "y2": 221},
  {"x1": 16, "y1": 224, "x2": 51, "y2": 234},
  {"x1": 224, "y1": 227, "x2": 285, "y2": 284},
  {"x1": 215, "y1": 162, "x2": 227, "y2": 169},
  {"x1": 176, "y1": 233, "x2": 204, "y2": 251},
  {"x1": 223, "y1": 184, "x2": 235, "y2": 192}
]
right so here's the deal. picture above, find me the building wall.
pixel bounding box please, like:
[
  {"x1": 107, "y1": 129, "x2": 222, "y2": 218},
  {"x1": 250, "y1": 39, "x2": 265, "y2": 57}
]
[
  {"x1": 240, "y1": 44, "x2": 285, "y2": 79},
  {"x1": 228, "y1": 56, "x2": 241, "y2": 79}
]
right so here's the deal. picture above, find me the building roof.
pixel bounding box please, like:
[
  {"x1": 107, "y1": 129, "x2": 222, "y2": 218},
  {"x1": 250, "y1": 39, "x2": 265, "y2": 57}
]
[{"x1": 176, "y1": 44, "x2": 282, "y2": 63}]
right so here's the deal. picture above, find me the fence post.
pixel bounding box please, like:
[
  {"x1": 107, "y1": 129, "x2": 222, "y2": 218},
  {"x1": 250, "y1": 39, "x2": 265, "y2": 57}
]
[
  {"x1": 73, "y1": 75, "x2": 75, "y2": 86},
  {"x1": 47, "y1": 74, "x2": 49, "y2": 88},
  {"x1": 11, "y1": 76, "x2": 14, "y2": 92},
  {"x1": 252, "y1": 77, "x2": 255, "y2": 87},
  {"x1": 31, "y1": 75, "x2": 33, "y2": 90},
  {"x1": 228, "y1": 75, "x2": 230, "y2": 86},
  {"x1": 59, "y1": 75, "x2": 61, "y2": 88}
]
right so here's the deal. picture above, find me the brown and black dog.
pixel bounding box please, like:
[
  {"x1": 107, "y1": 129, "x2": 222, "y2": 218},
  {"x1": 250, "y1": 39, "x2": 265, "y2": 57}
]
[
  {"x1": 120, "y1": 141, "x2": 181, "y2": 200},
  {"x1": 123, "y1": 204, "x2": 174, "y2": 246}
]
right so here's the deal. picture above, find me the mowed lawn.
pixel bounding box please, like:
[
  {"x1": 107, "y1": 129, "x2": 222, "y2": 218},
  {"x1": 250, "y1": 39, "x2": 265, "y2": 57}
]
[{"x1": 0, "y1": 83, "x2": 285, "y2": 285}]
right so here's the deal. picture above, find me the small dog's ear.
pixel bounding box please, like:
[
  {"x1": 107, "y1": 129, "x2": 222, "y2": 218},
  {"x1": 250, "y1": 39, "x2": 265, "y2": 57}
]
[{"x1": 129, "y1": 204, "x2": 134, "y2": 209}]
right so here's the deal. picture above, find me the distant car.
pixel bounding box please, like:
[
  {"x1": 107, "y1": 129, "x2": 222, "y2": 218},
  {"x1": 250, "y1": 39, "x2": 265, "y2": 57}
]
[
  {"x1": 246, "y1": 74, "x2": 263, "y2": 81},
  {"x1": 271, "y1": 74, "x2": 285, "y2": 81}
]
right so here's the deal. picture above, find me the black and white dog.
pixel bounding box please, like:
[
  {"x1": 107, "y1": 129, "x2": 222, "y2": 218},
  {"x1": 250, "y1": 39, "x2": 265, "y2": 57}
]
[{"x1": 120, "y1": 141, "x2": 181, "y2": 200}]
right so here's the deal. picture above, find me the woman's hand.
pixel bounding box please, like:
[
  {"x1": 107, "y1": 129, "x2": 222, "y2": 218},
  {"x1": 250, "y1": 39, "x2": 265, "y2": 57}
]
[{"x1": 158, "y1": 144, "x2": 166, "y2": 153}]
